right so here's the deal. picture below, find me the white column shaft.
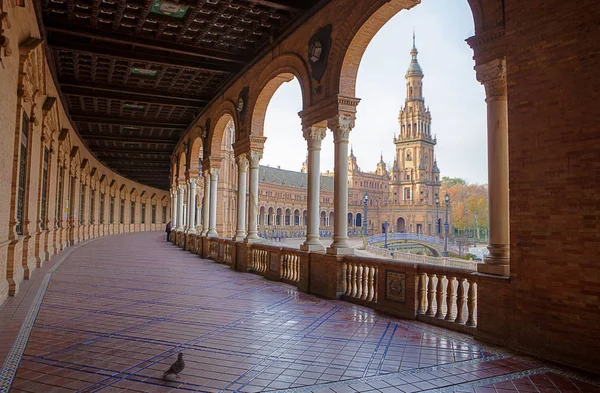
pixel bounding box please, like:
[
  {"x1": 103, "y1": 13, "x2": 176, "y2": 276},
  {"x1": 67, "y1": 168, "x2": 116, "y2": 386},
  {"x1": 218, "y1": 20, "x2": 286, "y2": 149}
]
[
  {"x1": 201, "y1": 173, "x2": 210, "y2": 236},
  {"x1": 176, "y1": 186, "x2": 185, "y2": 231},
  {"x1": 187, "y1": 180, "x2": 197, "y2": 234},
  {"x1": 207, "y1": 169, "x2": 219, "y2": 237}
]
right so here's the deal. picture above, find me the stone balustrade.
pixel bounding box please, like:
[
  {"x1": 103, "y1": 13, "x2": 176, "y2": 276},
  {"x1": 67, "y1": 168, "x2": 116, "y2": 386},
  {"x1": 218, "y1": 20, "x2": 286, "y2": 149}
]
[{"x1": 173, "y1": 233, "x2": 478, "y2": 334}]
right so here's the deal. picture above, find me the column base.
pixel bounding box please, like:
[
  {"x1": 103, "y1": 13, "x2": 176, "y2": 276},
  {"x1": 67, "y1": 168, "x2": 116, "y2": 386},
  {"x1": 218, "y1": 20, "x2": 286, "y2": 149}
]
[
  {"x1": 477, "y1": 261, "x2": 509, "y2": 276},
  {"x1": 233, "y1": 233, "x2": 246, "y2": 242},
  {"x1": 300, "y1": 243, "x2": 325, "y2": 252},
  {"x1": 326, "y1": 246, "x2": 354, "y2": 256},
  {"x1": 207, "y1": 230, "x2": 218, "y2": 238},
  {"x1": 244, "y1": 236, "x2": 261, "y2": 244}
]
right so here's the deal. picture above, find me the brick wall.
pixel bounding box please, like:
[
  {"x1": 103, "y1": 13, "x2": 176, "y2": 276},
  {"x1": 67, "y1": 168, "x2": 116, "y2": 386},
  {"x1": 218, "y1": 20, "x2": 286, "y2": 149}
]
[
  {"x1": 0, "y1": 1, "x2": 172, "y2": 305},
  {"x1": 504, "y1": 0, "x2": 600, "y2": 373}
]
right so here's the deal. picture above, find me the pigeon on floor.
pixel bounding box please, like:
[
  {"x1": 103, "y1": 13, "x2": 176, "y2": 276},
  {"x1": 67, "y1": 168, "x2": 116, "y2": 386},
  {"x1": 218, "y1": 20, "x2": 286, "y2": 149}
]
[{"x1": 163, "y1": 352, "x2": 185, "y2": 380}]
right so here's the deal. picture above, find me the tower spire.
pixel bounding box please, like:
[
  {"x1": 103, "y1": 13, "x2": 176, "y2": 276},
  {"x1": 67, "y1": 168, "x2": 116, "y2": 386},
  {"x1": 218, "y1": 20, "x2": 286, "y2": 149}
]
[{"x1": 406, "y1": 31, "x2": 422, "y2": 78}]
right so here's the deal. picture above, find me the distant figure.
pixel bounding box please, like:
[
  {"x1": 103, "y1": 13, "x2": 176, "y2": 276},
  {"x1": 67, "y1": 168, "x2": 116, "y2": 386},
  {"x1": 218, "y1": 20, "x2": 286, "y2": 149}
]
[
  {"x1": 163, "y1": 352, "x2": 185, "y2": 379},
  {"x1": 165, "y1": 221, "x2": 172, "y2": 241}
]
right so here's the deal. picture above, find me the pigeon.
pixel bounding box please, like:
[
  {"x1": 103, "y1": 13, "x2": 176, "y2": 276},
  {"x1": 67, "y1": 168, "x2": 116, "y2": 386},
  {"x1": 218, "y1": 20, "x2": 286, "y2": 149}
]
[{"x1": 163, "y1": 352, "x2": 185, "y2": 379}]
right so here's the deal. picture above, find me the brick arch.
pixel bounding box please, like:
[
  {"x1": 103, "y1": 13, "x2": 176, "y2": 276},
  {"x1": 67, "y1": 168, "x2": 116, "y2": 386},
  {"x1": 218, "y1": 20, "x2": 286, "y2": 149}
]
[
  {"x1": 331, "y1": 0, "x2": 495, "y2": 97},
  {"x1": 177, "y1": 151, "x2": 187, "y2": 184},
  {"x1": 207, "y1": 100, "x2": 238, "y2": 159},
  {"x1": 188, "y1": 136, "x2": 203, "y2": 177},
  {"x1": 249, "y1": 54, "x2": 311, "y2": 137}
]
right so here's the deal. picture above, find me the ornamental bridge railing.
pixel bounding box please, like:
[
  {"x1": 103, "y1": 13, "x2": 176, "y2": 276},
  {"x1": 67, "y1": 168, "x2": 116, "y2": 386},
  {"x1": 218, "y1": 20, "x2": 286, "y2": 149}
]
[
  {"x1": 174, "y1": 231, "x2": 478, "y2": 336},
  {"x1": 368, "y1": 232, "x2": 461, "y2": 253}
]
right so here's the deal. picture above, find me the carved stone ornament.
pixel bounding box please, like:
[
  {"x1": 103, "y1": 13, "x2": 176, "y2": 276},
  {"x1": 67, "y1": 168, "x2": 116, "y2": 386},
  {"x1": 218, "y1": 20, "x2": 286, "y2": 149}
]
[
  {"x1": 236, "y1": 153, "x2": 249, "y2": 172},
  {"x1": 209, "y1": 168, "x2": 220, "y2": 178},
  {"x1": 0, "y1": 0, "x2": 11, "y2": 59},
  {"x1": 308, "y1": 24, "x2": 332, "y2": 82},
  {"x1": 249, "y1": 151, "x2": 262, "y2": 168},
  {"x1": 328, "y1": 115, "x2": 355, "y2": 143},
  {"x1": 475, "y1": 58, "x2": 507, "y2": 100},
  {"x1": 237, "y1": 86, "x2": 249, "y2": 124},
  {"x1": 302, "y1": 126, "x2": 327, "y2": 150}
]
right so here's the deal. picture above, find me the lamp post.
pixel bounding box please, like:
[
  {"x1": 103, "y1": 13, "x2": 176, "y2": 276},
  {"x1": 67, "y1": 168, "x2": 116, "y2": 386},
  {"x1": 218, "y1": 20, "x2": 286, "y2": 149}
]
[
  {"x1": 363, "y1": 192, "x2": 369, "y2": 237},
  {"x1": 435, "y1": 194, "x2": 439, "y2": 237},
  {"x1": 443, "y1": 192, "x2": 450, "y2": 257},
  {"x1": 383, "y1": 221, "x2": 389, "y2": 248}
]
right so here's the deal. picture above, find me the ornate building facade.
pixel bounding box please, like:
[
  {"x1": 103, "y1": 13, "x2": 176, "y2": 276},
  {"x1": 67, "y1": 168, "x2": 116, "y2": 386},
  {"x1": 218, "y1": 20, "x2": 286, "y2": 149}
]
[{"x1": 250, "y1": 38, "x2": 443, "y2": 239}]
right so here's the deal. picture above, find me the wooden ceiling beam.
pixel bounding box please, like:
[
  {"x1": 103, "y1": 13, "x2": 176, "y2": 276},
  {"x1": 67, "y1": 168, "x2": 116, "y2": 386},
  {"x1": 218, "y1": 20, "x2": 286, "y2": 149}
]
[
  {"x1": 101, "y1": 158, "x2": 172, "y2": 163},
  {"x1": 81, "y1": 134, "x2": 177, "y2": 145},
  {"x1": 61, "y1": 83, "x2": 207, "y2": 108},
  {"x1": 94, "y1": 148, "x2": 172, "y2": 155},
  {"x1": 50, "y1": 40, "x2": 238, "y2": 74},
  {"x1": 71, "y1": 114, "x2": 189, "y2": 129},
  {"x1": 240, "y1": 0, "x2": 312, "y2": 12},
  {"x1": 46, "y1": 24, "x2": 249, "y2": 64}
]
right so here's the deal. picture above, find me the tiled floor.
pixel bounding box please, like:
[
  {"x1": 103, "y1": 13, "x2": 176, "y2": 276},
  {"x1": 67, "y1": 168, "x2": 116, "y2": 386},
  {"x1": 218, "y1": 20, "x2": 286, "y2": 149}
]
[{"x1": 1, "y1": 232, "x2": 598, "y2": 393}]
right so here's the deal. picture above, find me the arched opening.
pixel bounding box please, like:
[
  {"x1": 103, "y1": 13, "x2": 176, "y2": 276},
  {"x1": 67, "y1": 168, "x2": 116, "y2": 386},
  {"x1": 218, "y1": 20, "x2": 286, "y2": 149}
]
[
  {"x1": 208, "y1": 115, "x2": 237, "y2": 238},
  {"x1": 267, "y1": 207, "x2": 274, "y2": 226},
  {"x1": 335, "y1": 0, "x2": 491, "y2": 263},
  {"x1": 355, "y1": 213, "x2": 362, "y2": 228},
  {"x1": 397, "y1": 217, "x2": 406, "y2": 233}
]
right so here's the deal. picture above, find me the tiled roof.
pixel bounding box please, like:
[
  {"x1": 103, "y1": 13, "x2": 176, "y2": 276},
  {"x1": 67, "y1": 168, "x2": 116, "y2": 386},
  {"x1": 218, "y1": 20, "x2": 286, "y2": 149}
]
[{"x1": 259, "y1": 166, "x2": 334, "y2": 192}]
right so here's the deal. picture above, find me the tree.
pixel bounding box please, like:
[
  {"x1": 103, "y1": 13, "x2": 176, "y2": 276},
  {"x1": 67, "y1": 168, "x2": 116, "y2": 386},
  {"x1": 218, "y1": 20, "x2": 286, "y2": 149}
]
[{"x1": 440, "y1": 178, "x2": 488, "y2": 239}]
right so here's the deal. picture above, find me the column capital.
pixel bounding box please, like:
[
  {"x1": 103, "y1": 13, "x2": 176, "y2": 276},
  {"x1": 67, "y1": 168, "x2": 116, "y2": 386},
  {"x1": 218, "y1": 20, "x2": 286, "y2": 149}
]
[
  {"x1": 302, "y1": 126, "x2": 327, "y2": 150},
  {"x1": 177, "y1": 184, "x2": 185, "y2": 192},
  {"x1": 328, "y1": 114, "x2": 355, "y2": 143},
  {"x1": 209, "y1": 167, "x2": 220, "y2": 178},
  {"x1": 249, "y1": 151, "x2": 263, "y2": 168},
  {"x1": 475, "y1": 58, "x2": 507, "y2": 101},
  {"x1": 188, "y1": 178, "x2": 199, "y2": 187},
  {"x1": 236, "y1": 153, "x2": 249, "y2": 172}
]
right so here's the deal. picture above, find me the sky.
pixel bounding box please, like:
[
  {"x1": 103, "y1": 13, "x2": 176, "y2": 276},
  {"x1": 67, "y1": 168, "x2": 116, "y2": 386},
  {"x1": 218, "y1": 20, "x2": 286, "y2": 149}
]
[{"x1": 261, "y1": 0, "x2": 488, "y2": 185}]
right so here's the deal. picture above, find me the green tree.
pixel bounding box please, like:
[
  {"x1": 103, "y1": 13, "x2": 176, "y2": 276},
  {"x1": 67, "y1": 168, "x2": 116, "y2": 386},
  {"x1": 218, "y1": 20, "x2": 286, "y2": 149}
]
[{"x1": 440, "y1": 178, "x2": 488, "y2": 238}]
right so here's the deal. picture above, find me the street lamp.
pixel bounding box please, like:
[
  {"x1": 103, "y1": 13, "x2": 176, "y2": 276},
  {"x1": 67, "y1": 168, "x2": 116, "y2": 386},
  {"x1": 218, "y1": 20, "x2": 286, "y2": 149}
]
[
  {"x1": 435, "y1": 194, "x2": 439, "y2": 237},
  {"x1": 383, "y1": 221, "x2": 389, "y2": 248},
  {"x1": 363, "y1": 192, "x2": 369, "y2": 237},
  {"x1": 443, "y1": 192, "x2": 450, "y2": 257}
]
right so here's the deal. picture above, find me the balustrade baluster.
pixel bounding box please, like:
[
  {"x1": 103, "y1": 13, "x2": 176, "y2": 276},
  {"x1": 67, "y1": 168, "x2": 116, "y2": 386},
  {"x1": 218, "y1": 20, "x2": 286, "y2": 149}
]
[
  {"x1": 366, "y1": 267, "x2": 375, "y2": 302},
  {"x1": 361, "y1": 266, "x2": 369, "y2": 300},
  {"x1": 426, "y1": 274, "x2": 436, "y2": 316},
  {"x1": 350, "y1": 264, "x2": 358, "y2": 297},
  {"x1": 445, "y1": 276, "x2": 456, "y2": 321},
  {"x1": 292, "y1": 256, "x2": 298, "y2": 281},
  {"x1": 345, "y1": 263, "x2": 352, "y2": 296},
  {"x1": 418, "y1": 273, "x2": 427, "y2": 314},
  {"x1": 284, "y1": 255, "x2": 289, "y2": 280},
  {"x1": 435, "y1": 275, "x2": 445, "y2": 319},
  {"x1": 374, "y1": 267, "x2": 378, "y2": 302},
  {"x1": 455, "y1": 278, "x2": 466, "y2": 324},
  {"x1": 356, "y1": 265, "x2": 364, "y2": 299},
  {"x1": 466, "y1": 281, "x2": 477, "y2": 327}
]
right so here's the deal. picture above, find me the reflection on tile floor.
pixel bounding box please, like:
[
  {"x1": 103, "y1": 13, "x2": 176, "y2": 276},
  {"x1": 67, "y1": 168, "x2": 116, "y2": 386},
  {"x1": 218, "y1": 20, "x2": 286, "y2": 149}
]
[{"x1": 1, "y1": 233, "x2": 599, "y2": 392}]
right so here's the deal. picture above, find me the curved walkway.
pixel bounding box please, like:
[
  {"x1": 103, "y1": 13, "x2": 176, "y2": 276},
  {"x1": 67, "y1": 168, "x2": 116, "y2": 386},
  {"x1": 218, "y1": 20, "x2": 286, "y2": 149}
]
[{"x1": 0, "y1": 232, "x2": 598, "y2": 393}]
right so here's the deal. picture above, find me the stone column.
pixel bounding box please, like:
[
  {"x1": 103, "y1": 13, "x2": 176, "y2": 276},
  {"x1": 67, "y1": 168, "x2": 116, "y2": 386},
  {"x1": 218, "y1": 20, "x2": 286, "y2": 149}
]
[
  {"x1": 234, "y1": 154, "x2": 249, "y2": 241},
  {"x1": 301, "y1": 126, "x2": 327, "y2": 252},
  {"x1": 245, "y1": 151, "x2": 261, "y2": 242},
  {"x1": 171, "y1": 188, "x2": 177, "y2": 228},
  {"x1": 201, "y1": 170, "x2": 210, "y2": 236},
  {"x1": 187, "y1": 179, "x2": 197, "y2": 234},
  {"x1": 176, "y1": 185, "x2": 185, "y2": 231},
  {"x1": 475, "y1": 58, "x2": 509, "y2": 276},
  {"x1": 327, "y1": 115, "x2": 354, "y2": 255},
  {"x1": 207, "y1": 168, "x2": 219, "y2": 237}
]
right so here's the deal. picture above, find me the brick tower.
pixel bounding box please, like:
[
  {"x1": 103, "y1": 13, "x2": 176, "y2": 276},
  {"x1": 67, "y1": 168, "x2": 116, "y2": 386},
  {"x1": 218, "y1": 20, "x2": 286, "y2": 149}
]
[{"x1": 390, "y1": 33, "x2": 441, "y2": 233}]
